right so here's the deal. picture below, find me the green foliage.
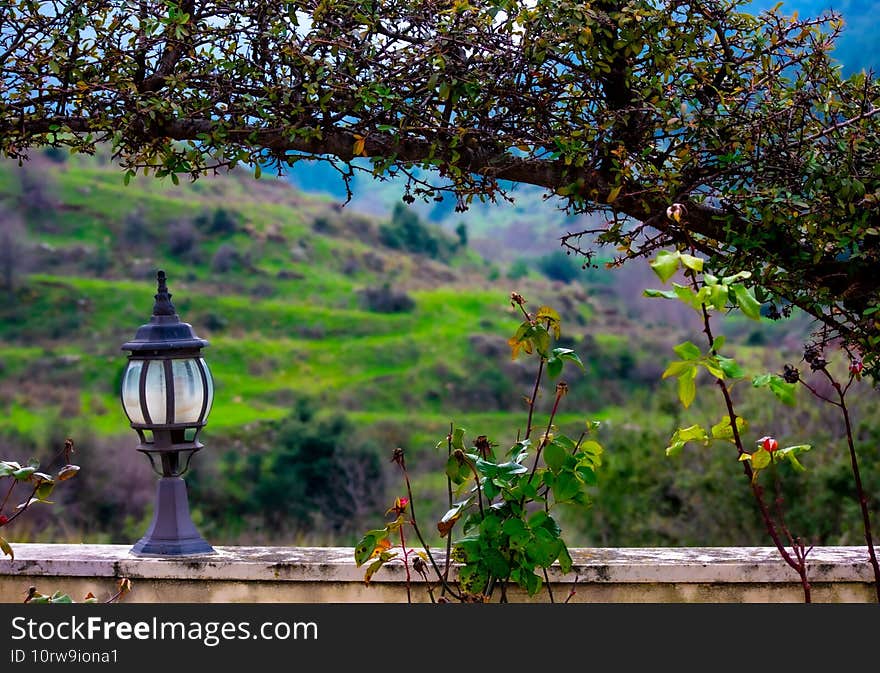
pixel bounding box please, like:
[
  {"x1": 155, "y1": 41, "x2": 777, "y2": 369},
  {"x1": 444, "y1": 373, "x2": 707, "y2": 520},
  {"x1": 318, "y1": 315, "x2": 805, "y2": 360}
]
[
  {"x1": 355, "y1": 294, "x2": 601, "y2": 601},
  {"x1": 379, "y1": 204, "x2": 456, "y2": 260},
  {"x1": 196, "y1": 398, "x2": 386, "y2": 536},
  {"x1": 506, "y1": 258, "x2": 530, "y2": 280},
  {"x1": 536, "y1": 251, "x2": 581, "y2": 284},
  {"x1": 0, "y1": 440, "x2": 79, "y2": 561}
]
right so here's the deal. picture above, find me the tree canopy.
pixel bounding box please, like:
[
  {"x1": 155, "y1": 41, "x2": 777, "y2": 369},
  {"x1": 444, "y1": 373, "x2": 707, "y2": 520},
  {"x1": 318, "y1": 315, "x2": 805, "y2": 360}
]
[{"x1": 2, "y1": 1, "x2": 879, "y2": 370}]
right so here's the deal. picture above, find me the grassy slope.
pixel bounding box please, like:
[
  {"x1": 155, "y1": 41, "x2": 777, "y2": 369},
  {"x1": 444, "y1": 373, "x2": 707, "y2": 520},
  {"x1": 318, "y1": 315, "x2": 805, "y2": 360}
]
[
  {"x1": 6, "y1": 151, "x2": 873, "y2": 550},
  {"x1": 0, "y1": 153, "x2": 613, "y2": 455}
]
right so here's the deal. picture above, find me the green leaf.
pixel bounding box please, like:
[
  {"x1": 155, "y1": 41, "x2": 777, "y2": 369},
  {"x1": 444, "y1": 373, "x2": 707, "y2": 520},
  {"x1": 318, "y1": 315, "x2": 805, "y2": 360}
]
[
  {"x1": 484, "y1": 548, "x2": 511, "y2": 577},
  {"x1": 528, "y1": 511, "x2": 548, "y2": 531},
  {"x1": 711, "y1": 416, "x2": 747, "y2": 440},
  {"x1": 354, "y1": 533, "x2": 380, "y2": 567},
  {"x1": 650, "y1": 250, "x2": 681, "y2": 283},
  {"x1": 673, "y1": 341, "x2": 702, "y2": 360},
  {"x1": 708, "y1": 284, "x2": 729, "y2": 311},
  {"x1": 576, "y1": 464, "x2": 597, "y2": 485},
  {"x1": 777, "y1": 444, "x2": 811, "y2": 472},
  {"x1": 643, "y1": 288, "x2": 678, "y2": 300},
  {"x1": 673, "y1": 283, "x2": 704, "y2": 310},
  {"x1": 557, "y1": 543, "x2": 573, "y2": 574},
  {"x1": 731, "y1": 284, "x2": 762, "y2": 320},
  {"x1": 551, "y1": 471, "x2": 581, "y2": 502},
  {"x1": 753, "y1": 374, "x2": 797, "y2": 406},
  {"x1": 12, "y1": 467, "x2": 36, "y2": 481},
  {"x1": 535, "y1": 306, "x2": 561, "y2": 338},
  {"x1": 546, "y1": 356, "x2": 563, "y2": 379},
  {"x1": 543, "y1": 440, "x2": 566, "y2": 474},
  {"x1": 502, "y1": 518, "x2": 528, "y2": 538},
  {"x1": 445, "y1": 454, "x2": 470, "y2": 485},
  {"x1": 751, "y1": 448, "x2": 771, "y2": 470},
  {"x1": 662, "y1": 360, "x2": 694, "y2": 379},
  {"x1": 0, "y1": 536, "x2": 12, "y2": 560},
  {"x1": 451, "y1": 427, "x2": 465, "y2": 451},
  {"x1": 551, "y1": 348, "x2": 584, "y2": 370},
  {"x1": 526, "y1": 529, "x2": 562, "y2": 568},
  {"x1": 722, "y1": 271, "x2": 752, "y2": 285},
  {"x1": 678, "y1": 367, "x2": 697, "y2": 408},
  {"x1": 530, "y1": 325, "x2": 551, "y2": 357},
  {"x1": 768, "y1": 377, "x2": 797, "y2": 406},
  {"x1": 35, "y1": 481, "x2": 55, "y2": 501},
  {"x1": 0, "y1": 462, "x2": 19, "y2": 477},
  {"x1": 717, "y1": 356, "x2": 744, "y2": 379},
  {"x1": 363, "y1": 555, "x2": 389, "y2": 585},
  {"x1": 679, "y1": 253, "x2": 704, "y2": 272},
  {"x1": 48, "y1": 592, "x2": 74, "y2": 604},
  {"x1": 458, "y1": 564, "x2": 489, "y2": 595},
  {"x1": 665, "y1": 424, "x2": 708, "y2": 457},
  {"x1": 702, "y1": 358, "x2": 726, "y2": 379},
  {"x1": 495, "y1": 461, "x2": 529, "y2": 479},
  {"x1": 527, "y1": 511, "x2": 558, "y2": 539}
]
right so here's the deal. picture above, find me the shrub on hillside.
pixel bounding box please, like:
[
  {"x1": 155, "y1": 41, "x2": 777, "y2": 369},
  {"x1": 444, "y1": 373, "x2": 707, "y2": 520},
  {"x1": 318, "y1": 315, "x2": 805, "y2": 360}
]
[
  {"x1": 358, "y1": 283, "x2": 415, "y2": 313},
  {"x1": 379, "y1": 203, "x2": 455, "y2": 261},
  {"x1": 211, "y1": 244, "x2": 240, "y2": 273},
  {"x1": 167, "y1": 220, "x2": 200, "y2": 261},
  {"x1": 536, "y1": 250, "x2": 581, "y2": 284}
]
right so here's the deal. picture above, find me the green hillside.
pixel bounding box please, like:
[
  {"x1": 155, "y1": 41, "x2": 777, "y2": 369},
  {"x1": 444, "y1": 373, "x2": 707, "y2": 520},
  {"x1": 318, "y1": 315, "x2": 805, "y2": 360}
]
[{"x1": 1, "y1": 150, "x2": 877, "y2": 550}]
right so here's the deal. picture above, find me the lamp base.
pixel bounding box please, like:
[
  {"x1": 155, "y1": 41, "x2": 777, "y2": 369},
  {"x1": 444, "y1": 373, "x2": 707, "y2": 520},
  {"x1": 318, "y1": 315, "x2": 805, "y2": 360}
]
[{"x1": 131, "y1": 477, "x2": 214, "y2": 556}]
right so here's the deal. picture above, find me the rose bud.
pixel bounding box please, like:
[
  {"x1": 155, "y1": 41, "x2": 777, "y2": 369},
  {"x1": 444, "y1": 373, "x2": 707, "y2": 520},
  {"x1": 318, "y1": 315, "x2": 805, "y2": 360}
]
[{"x1": 757, "y1": 436, "x2": 779, "y2": 452}]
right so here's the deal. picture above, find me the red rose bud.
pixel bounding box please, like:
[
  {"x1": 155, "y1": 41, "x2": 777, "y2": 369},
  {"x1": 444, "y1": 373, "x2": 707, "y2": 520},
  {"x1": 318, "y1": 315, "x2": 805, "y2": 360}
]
[
  {"x1": 386, "y1": 496, "x2": 409, "y2": 516},
  {"x1": 850, "y1": 360, "x2": 864, "y2": 378},
  {"x1": 758, "y1": 436, "x2": 779, "y2": 452},
  {"x1": 0, "y1": 514, "x2": 8, "y2": 526}
]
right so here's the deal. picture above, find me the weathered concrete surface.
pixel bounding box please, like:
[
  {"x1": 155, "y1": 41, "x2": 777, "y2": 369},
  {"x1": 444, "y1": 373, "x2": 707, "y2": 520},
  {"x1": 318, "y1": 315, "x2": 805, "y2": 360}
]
[{"x1": 0, "y1": 544, "x2": 876, "y2": 603}]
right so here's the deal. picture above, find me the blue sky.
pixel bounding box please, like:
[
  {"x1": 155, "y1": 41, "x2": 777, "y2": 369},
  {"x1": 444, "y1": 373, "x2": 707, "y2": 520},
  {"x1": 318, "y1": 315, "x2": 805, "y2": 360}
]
[{"x1": 749, "y1": 0, "x2": 879, "y2": 72}]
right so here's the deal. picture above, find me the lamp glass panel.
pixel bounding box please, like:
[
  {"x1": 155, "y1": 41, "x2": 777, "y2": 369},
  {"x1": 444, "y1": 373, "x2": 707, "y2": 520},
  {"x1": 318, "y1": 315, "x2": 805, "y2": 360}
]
[
  {"x1": 200, "y1": 358, "x2": 214, "y2": 421},
  {"x1": 121, "y1": 360, "x2": 145, "y2": 424},
  {"x1": 144, "y1": 360, "x2": 167, "y2": 424},
  {"x1": 172, "y1": 358, "x2": 205, "y2": 424}
]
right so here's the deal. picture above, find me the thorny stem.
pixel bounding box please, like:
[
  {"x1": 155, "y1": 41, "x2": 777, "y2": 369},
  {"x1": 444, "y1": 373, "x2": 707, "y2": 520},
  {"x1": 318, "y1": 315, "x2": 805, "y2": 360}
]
[
  {"x1": 692, "y1": 279, "x2": 811, "y2": 601},
  {"x1": 542, "y1": 567, "x2": 555, "y2": 603},
  {"x1": 416, "y1": 565, "x2": 436, "y2": 604},
  {"x1": 443, "y1": 423, "x2": 454, "y2": 596},
  {"x1": 0, "y1": 479, "x2": 16, "y2": 514},
  {"x1": 398, "y1": 518, "x2": 412, "y2": 604},
  {"x1": 815, "y1": 367, "x2": 880, "y2": 602},
  {"x1": 4, "y1": 484, "x2": 40, "y2": 528},
  {"x1": 526, "y1": 384, "x2": 565, "y2": 491},
  {"x1": 396, "y1": 458, "x2": 463, "y2": 601},
  {"x1": 564, "y1": 574, "x2": 579, "y2": 603},
  {"x1": 465, "y1": 458, "x2": 486, "y2": 519},
  {"x1": 524, "y1": 358, "x2": 545, "y2": 442},
  {"x1": 770, "y1": 460, "x2": 796, "y2": 550}
]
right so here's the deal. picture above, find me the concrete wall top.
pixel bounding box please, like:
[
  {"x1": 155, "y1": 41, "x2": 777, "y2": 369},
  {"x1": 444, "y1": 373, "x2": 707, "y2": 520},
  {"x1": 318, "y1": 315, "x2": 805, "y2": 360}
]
[{"x1": 1, "y1": 544, "x2": 875, "y2": 585}]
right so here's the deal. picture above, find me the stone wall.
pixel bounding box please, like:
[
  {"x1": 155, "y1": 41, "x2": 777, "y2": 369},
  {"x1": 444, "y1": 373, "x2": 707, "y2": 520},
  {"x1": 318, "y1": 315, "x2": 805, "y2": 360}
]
[{"x1": 0, "y1": 544, "x2": 876, "y2": 603}]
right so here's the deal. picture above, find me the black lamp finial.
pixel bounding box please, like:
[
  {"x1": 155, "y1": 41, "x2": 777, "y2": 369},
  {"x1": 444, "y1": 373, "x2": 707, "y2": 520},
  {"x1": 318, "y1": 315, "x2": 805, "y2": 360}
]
[{"x1": 153, "y1": 270, "x2": 176, "y2": 317}]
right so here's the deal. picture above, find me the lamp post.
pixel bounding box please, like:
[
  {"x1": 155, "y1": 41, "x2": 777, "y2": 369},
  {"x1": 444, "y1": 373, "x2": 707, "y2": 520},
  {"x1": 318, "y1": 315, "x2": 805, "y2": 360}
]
[{"x1": 121, "y1": 270, "x2": 215, "y2": 556}]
